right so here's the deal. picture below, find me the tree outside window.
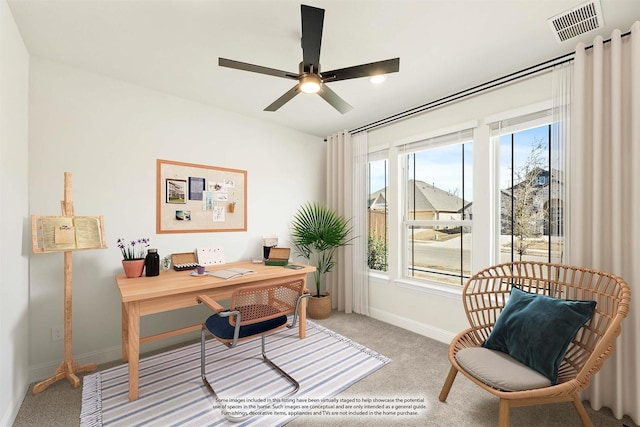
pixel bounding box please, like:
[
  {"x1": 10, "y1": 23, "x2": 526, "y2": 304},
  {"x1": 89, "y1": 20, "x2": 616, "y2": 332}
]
[{"x1": 500, "y1": 124, "x2": 563, "y2": 263}]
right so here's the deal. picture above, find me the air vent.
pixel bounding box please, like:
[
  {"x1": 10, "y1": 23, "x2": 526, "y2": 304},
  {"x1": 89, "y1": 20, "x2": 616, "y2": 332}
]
[{"x1": 548, "y1": 0, "x2": 604, "y2": 43}]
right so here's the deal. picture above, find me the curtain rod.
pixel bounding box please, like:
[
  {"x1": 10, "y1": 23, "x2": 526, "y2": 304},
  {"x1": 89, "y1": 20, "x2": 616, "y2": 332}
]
[{"x1": 350, "y1": 30, "x2": 631, "y2": 135}]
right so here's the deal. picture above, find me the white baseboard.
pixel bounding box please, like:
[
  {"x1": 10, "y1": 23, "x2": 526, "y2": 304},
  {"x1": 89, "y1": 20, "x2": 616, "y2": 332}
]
[
  {"x1": 29, "y1": 329, "x2": 203, "y2": 385},
  {"x1": 3, "y1": 383, "x2": 29, "y2": 427},
  {"x1": 29, "y1": 344, "x2": 123, "y2": 384},
  {"x1": 368, "y1": 307, "x2": 455, "y2": 345}
]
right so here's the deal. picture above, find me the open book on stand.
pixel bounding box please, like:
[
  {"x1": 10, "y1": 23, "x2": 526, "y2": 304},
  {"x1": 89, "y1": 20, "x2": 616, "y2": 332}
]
[{"x1": 210, "y1": 267, "x2": 256, "y2": 280}]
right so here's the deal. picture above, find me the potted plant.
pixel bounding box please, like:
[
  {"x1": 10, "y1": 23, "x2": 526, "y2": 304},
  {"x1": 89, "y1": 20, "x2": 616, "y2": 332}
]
[
  {"x1": 290, "y1": 202, "x2": 353, "y2": 319},
  {"x1": 117, "y1": 237, "x2": 149, "y2": 278}
]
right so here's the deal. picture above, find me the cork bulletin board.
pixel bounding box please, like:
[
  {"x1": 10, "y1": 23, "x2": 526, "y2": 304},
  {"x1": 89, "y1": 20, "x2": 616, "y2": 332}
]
[{"x1": 156, "y1": 159, "x2": 247, "y2": 233}]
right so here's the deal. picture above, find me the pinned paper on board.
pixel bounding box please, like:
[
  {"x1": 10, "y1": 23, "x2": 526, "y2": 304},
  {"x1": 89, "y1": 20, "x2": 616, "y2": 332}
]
[
  {"x1": 212, "y1": 206, "x2": 225, "y2": 222},
  {"x1": 203, "y1": 191, "x2": 215, "y2": 211}
]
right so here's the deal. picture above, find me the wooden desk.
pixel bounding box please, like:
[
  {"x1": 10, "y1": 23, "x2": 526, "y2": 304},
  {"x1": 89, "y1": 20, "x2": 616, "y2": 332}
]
[{"x1": 115, "y1": 261, "x2": 314, "y2": 401}]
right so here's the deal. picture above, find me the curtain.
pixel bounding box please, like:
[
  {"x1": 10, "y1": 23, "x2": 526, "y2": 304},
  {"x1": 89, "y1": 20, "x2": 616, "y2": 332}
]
[
  {"x1": 326, "y1": 131, "x2": 369, "y2": 314},
  {"x1": 551, "y1": 62, "x2": 572, "y2": 262},
  {"x1": 569, "y1": 22, "x2": 639, "y2": 423},
  {"x1": 351, "y1": 132, "x2": 370, "y2": 315}
]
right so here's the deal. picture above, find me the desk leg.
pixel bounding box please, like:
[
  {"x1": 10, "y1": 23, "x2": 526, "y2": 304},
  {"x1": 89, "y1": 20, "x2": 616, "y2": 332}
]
[
  {"x1": 127, "y1": 301, "x2": 140, "y2": 401},
  {"x1": 299, "y1": 289, "x2": 307, "y2": 339},
  {"x1": 121, "y1": 302, "x2": 129, "y2": 362},
  {"x1": 298, "y1": 274, "x2": 309, "y2": 338}
]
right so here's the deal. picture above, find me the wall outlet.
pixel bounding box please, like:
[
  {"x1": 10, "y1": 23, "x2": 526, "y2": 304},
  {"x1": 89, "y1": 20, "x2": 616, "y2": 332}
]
[{"x1": 51, "y1": 326, "x2": 63, "y2": 342}]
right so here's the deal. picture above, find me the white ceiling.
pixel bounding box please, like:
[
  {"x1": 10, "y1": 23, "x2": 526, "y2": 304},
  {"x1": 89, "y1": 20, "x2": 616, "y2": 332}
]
[{"x1": 7, "y1": 0, "x2": 640, "y2": 137}]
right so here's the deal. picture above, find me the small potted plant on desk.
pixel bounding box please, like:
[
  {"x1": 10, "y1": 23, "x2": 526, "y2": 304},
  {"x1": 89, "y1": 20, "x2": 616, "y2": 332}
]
[
  {"x1": 290, "y1": 202, "x2": 353, "y2": 319},
  {"x1": 117, "y1": 237, "x2": 149, "y2": 278}
]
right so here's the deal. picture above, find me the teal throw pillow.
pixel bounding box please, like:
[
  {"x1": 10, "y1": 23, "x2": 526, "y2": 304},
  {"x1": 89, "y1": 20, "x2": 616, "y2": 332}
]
[{"x1": 482, "y1": 286, "x2": 596, "y2": 384}]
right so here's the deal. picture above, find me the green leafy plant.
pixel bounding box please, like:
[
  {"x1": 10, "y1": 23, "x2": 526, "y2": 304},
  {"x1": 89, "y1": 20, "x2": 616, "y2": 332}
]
[
  {"x1": 367, "y1": 228, "x2": 388, "y2": 271},
  {"x1": 291, "y1": 202, "x2": 353, "y2": 297}
]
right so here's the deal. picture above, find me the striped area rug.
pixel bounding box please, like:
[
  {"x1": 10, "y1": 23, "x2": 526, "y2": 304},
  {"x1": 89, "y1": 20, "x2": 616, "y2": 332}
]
[{"x1": 80, "y1": 320, "x2": 390, "y2": 426}]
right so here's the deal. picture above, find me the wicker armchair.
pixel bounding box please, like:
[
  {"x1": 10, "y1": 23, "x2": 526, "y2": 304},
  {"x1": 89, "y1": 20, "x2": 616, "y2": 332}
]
[{"x1": 438, "y1": 261, "x2": 631, "y2": 427}]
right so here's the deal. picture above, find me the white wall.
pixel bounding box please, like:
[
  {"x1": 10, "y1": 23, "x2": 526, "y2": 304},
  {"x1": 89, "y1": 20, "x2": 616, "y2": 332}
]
[
  {"x1": 0, "y1": 0, "x2": 30, "y2": 425},
  {"x1": 1, "y1": 9, "x2": 556, "y2": 421},
  {"x1": 366, "y1": 73, "x2": 553, "y2": 342},
  {"x1": 27, "y1": 59, "x2": 325, "y2": 382}
]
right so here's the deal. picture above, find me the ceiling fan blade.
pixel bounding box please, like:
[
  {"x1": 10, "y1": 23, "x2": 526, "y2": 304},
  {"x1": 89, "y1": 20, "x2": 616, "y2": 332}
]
[
  {"x1": 219, "y1": 58, "x2": 299, "y2": 80},
  {"x1": 322, "y1": 58, "x2": 400, "y2": 82},
  {"x1": 318, "y1": 85, "x2": 353, "y2": 114},
  {"x1": 264, "y1": 85, "x2": 301, "y2": 112},
  {"x1": 301, "y1": 5, "x2": 324, "y2": 71}
]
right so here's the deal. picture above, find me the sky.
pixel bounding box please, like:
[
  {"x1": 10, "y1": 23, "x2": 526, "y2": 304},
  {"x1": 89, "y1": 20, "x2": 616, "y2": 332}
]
[
  {"x1": 499, "y1": 125, "x2": 550, "y2": 190},
  {"x1": 369, "y1": 124, "x2": 553, "y2": 202}
]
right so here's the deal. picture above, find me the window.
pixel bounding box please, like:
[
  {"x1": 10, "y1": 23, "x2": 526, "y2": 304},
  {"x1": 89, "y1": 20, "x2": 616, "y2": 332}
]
[
  {"x1": 496, "y1": 116, "x2": 564, "y2": 264},
  {"x1": 368, "y1": 157, "x2": 388, "y2": 272},
  {"x1": 402, "y1": 131, "x2": 473, "y2": 286},
  {"x1": 365, "y1": 109, "x2": 566, "y2": 289}
]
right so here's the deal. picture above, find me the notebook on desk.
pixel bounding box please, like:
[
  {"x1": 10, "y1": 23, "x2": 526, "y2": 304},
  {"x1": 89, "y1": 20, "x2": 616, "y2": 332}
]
[{"x1": 211, "y1": 267, "x2": 256, "y2": 279}]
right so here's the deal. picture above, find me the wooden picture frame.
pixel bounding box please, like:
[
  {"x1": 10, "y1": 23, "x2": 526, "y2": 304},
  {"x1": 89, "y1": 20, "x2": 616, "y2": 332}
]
[
  {"x1": 157, "y1": 159, "x2": 247, "y2": 233},
  {"x1": 166, "y1": 178, "x2": 187, "y2": 203}
]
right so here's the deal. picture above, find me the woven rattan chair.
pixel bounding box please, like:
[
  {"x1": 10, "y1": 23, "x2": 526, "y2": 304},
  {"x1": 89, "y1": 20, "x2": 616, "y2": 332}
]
[
  {"x1": 197, "y1": 280, "x2": 309, "y2": 422},
  {"x1": 439, "y1": 261, "x2": 631, "y2": 427}
]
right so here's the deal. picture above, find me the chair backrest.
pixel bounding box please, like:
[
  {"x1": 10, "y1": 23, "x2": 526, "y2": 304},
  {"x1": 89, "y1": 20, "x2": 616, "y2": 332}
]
[
  {"x1": 462, "y1": 261, "x2": 630, "y2": 386},
  {"x1": 229, "y1": 279, "x2": 305, "y2": 326}
]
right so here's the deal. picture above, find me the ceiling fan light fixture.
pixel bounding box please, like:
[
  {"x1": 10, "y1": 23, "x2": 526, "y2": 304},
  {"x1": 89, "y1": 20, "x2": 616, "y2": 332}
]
[
  {"x1": 370, "y1": 75, "x2": 386, "y2": 84},
  {"x1": 299, "y1": 74, "x2": 321, "y2": 93},
  {"x1": 218, "y1": 5, "x2": 399, "y2": 113}
]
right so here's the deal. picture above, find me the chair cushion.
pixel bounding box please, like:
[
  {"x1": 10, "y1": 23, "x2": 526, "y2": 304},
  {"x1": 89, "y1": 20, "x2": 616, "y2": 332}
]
[
  {"x1": 455, "y1": 347, "x2": 552, "y2": 391},
  {"x1": 205, "y1": 305, "x2": 288, "y2": 340},
  {"x1": 482, "y1": 286, "x2": 596, "y2": 384}
]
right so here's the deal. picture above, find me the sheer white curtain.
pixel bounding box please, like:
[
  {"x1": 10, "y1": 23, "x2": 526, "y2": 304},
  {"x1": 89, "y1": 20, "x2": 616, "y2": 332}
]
[
  {"x1": 570, "y1": 22, "x2": 639, "y2": 424},
  {"x1": 351, "y1": 132, "x2": 369, "y2": 314},
  {"x1": 551, "y1": 62, "x2": 572, "y2": 257},
  {"x1": 326, "y1": 131, "x2": 369, "y2": 314}
]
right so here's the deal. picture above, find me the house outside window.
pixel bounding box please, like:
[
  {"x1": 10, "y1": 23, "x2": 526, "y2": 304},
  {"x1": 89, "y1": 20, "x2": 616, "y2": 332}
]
[{"x1": 401, "y1": 130, "x2": 473, "y2": 286}]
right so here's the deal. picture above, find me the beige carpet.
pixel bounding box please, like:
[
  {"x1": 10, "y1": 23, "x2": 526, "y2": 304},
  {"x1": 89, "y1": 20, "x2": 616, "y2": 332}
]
[{"x1": 14, "y1": 311, "x2": 638, "y2": 426}]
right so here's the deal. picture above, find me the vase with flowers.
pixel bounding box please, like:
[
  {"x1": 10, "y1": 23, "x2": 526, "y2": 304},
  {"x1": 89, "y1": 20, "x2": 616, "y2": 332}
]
[{"x1": 117, "y1": 238, "x2": 150, "y2": 278}]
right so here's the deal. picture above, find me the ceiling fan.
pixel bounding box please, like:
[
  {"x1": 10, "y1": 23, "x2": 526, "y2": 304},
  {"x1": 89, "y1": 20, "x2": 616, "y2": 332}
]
[{"x1": 218, "y1": 4, "x2": 400, "y2": 114}]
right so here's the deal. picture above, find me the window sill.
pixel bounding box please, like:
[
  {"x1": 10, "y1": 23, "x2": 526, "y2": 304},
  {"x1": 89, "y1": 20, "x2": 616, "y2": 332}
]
[
  {"x1": 368, "y1": 270, "x2": 388, "y2": 281},
  {"x1": 395, "y1": 278, "x2": 462, "y2": 299},
  {"x1": 368, "y1": 271, "x2": 462, "y2": 299}
]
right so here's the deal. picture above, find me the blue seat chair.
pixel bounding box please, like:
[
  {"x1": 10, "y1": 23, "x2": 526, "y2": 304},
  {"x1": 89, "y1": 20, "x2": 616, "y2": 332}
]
[{"x1": 197, "y1": 280, "x2": 309, "y2": 422}]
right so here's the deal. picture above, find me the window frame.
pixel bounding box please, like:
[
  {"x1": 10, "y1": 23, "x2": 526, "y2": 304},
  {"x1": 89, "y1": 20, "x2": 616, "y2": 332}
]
[
  {"x1": 490, "y1": 106, "x2": 565, "y2": 265},
  {"x1": 398, "y1": 128, "x2": 474, "y2": 287},
  {"x1": 367, "y1": 151, "x2": 390, "y2": 273},
  {"x1": 365, "y1": 101, "x2": 567, "y2": 293}
]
